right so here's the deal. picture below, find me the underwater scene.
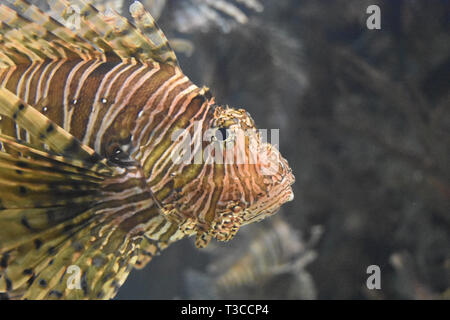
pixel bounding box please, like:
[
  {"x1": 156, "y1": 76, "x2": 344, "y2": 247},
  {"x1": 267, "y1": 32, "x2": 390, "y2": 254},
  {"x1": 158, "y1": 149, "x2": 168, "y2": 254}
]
[{"x1": 0, "y1": 0, "x2": 448, "y2": 300}]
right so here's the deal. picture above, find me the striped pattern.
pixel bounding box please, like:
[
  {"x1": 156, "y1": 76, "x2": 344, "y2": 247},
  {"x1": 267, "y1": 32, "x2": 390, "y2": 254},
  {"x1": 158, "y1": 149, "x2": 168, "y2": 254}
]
[
  {"x1": 0, "y1": 0, "x2": 294, "y2": 299},
  {"x1": 215, "y1": 218, "x2": 310, "y2": 291}
]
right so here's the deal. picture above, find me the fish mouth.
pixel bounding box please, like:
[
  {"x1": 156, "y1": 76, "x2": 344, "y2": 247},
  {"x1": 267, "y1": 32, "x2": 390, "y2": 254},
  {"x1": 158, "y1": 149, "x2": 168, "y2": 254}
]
[
  {"x1": 214, "y1": 141, "x2": 295, "y2": 226},
  {"x1": 285, "y1": 185, "x2": 295, "y2": 202},
  {"x1": 276, "y1": 178, "x2": 295, "y2": 205},
  {"x1": 241, "y1": 171, "x2": 295, "y2": 226}
]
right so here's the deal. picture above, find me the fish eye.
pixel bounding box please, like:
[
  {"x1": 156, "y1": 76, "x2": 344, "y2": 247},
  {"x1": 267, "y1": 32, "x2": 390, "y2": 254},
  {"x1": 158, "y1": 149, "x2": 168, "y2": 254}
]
[{"x1": 215, "y1": 127, "x2": 228, "y2": 141}]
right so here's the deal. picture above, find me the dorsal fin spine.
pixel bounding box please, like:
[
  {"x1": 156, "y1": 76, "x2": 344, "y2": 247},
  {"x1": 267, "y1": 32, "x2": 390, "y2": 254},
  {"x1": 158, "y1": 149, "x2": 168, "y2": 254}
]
[
  {"x1": 2, "y1": 0, "x2": 180, "y2": 66},
  {"x1": 129, "y1": 1, "x2": 179, "y2": 66},
  {"x1": 4, "y1": 0, "x2": 99, "y2": 61}
]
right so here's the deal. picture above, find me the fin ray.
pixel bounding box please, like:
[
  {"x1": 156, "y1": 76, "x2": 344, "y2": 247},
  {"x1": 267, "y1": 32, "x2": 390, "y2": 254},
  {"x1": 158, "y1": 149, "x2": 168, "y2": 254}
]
[
  {"x1": 0, "y1": 87, "x2": 114, "y2": 175},
  {"x1": 4, "y1": 0, "x2": 98, "y2": 61},
  {"x1": 3, "y1": 0, "x2": 179, "y2": 65}
]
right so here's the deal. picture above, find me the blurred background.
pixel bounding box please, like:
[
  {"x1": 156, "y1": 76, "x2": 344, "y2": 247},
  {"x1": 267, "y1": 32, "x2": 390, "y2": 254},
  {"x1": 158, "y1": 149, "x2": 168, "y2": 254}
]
[{"x1": 39, "y1": 0, "x2": 450, "y2": 299}]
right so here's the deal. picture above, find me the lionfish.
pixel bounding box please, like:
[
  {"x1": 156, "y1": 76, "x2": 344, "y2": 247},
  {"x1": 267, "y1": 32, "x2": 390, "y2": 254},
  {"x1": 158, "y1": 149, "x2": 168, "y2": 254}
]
[
  {"x1": 0, "y1": 0, "x2": 294, "y2": 299},
  {"x1": 185, "y1": 218, "x2": 320, "y2": 299}
]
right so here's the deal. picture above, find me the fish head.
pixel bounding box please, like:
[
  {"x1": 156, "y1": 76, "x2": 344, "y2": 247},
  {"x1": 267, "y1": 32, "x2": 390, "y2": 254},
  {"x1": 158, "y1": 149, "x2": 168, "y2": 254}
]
[
  {"x1": 152, "y1": 104, "x2": 294, "y2": 248},
  {"x1": 204, "y1": 105, "x2": 295, "y2": 243}
]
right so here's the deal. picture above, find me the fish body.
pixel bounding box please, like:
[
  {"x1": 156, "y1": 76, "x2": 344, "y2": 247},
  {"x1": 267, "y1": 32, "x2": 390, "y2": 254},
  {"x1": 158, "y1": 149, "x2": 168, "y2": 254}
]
[{"x1": 0, "y1": 0, "x2": 294, "y2": 299}]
